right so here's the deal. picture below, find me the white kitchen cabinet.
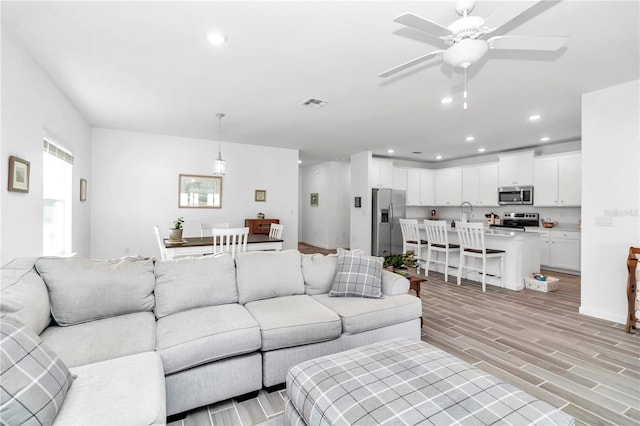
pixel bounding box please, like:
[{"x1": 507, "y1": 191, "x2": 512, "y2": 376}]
[
  {"x1": 534, "y1": 153, "x2": 581, "y2": 206},
  {"x1": 434, "y1": 168, "x2": 462, "y2": 206},
  {"x1": 498, "y1": 151, "x2": 534, "y2": 186},
  {"x1": 371, "y1": 159, "x2": 393, "y2": 188},
  {"x1": 462, "y1": 163, "x2": 498, "y2": 206},
  {"x1": 406, "y1": 168, "x2": 434, "y2": 206},
  {"x1": 549, "y1": 230, "x2": 580, "y2": 271},
  {"x1": 392, "y1": 167, "x2": 407, "y2": 191},
  {"x1": 537, "y1": 230, "x2": 550, "y2": 266}
]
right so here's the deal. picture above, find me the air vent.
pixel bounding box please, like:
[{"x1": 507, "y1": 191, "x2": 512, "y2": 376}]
[
  {"x1": 412, "y1": 151, "x2": 423, "y2": 155},
  {"x1": 302, "y1": 98, "x2": 328, "y2": 108}
]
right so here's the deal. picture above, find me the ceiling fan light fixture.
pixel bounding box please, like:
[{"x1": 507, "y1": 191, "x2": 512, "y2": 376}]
[
  {"x1": 442, "y1": 39, "x2": 489, "y2": 68},
  {"x1": 213, "y1": 113, "x2": 226, "y2": 176}
]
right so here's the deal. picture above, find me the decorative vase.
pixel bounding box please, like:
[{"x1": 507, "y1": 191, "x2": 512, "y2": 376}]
[{"x1": 168, "y1": 229, "x2": 183, "y2": 242}]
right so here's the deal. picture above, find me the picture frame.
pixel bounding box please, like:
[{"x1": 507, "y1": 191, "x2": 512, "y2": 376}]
[
  {"x1": 178, "y1": 174, "x2": 222, "y2": 208},
  {"x1": 8, "y1": 156, "x2": 30, "y2": 193},
  {"x1": 310, "y1": 192, "x2": 319, "y2": 207},
  {"x1": 80, "y1": 178, "x2": 87, "y2": 202},
  {"x1": 255, "y1": 189, "x2": 266, "y2": 202}
]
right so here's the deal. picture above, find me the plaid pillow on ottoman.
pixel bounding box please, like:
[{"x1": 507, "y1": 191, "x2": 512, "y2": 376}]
[
  {"x1": 329, "y1": 254, "x2": 383, "y2": 298},
  {"x1": 1, "y1": 317, "x2": 74, "y2": 425}
]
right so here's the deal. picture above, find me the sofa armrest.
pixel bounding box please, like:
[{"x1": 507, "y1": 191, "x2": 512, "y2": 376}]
[{"x1": 381, "y1": 270, "x2": 409, "y2": 296}]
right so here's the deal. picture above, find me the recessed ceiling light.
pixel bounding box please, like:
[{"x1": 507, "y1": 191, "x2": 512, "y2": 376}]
[
  {"x1": 387, "y1": 149, "x2": 394, "y2": 154},
  {"x1": 540, "y1": 136, "x2": 550, "y2": 142},
  {"x1": 477, "y1": 147, "x2": 486, "y2": 153},
  {"x1": 465, "y1": 135, "x2": 475, "y2": 142},
  {"x1": 207, "y1": 32, "x2": 227, "y2": 46},
  {"x1": 298, "y1": 160, "x2": 302, "y2": 164},
  {"x1": 441, "y1": 97, "x2": 453, "y2": 104},
  {"x1": 528, "y1": 114, "x2": 541, "y2": 121},
  {"x1": 436, "y1": 154, "x2": 443, "y2": 160}
]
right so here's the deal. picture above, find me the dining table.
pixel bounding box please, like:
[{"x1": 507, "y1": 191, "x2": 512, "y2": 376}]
[{"x1": 163, "y1": 234, "x2": 283, "y2": 259}]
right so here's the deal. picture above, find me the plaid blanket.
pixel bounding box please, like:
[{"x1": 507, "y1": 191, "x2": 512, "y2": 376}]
[{"x1": 286, "y1": 338, "x2": 574, "y2": 425}]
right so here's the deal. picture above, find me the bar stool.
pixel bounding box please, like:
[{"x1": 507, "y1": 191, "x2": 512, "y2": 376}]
[
  {"x1": 423, "y1": 220, "x2": 459, "y2": 283},
  {"x1": 456, "y1": 222, "x2": 505, "y2": 292},
  {"x1": 399, "y1": 218, "x2": 428, "y2": 267}
]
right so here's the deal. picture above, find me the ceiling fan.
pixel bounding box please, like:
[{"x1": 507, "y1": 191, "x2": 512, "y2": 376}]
[{"x1": 379, "y1": 0, "x2": 568, "y2": 106}]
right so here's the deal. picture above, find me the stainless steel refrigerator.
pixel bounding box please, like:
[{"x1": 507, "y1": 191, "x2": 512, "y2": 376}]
[{"x1": 371, "y1": 188, "x2": 406, "y2": 257}]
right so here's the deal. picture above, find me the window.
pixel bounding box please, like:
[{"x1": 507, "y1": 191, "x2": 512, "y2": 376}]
[{"x1": 43, "y1": 139, "x2": 73, "y2": 256}]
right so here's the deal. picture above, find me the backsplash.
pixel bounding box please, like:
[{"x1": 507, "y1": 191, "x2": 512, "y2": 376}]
[{"x1": 406, "y1": 205, "x2": 581, "y2": 230}]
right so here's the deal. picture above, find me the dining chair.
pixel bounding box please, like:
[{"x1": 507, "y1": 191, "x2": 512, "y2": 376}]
[
  {"x1": 423, "y1": 220, "x2": 459, "y2": 283},
  {"x1": 153, "y1": 225, "x2": 168, "y2": 261},
  {"x1": 456, "y1": 222, "x2": 505, "y2": 292},
  {"x1": 211, "y1": 227, "x2": 249, "y2": 259},
  {"x1": 200, "y1": 222, "x2": 230, "y2": 237},
  {"x1": 398, "y1": 218, "x2": 427, "y2": 267},
  {"x1": 269, "y1": 223, "x2": 284, "y2": 239}
]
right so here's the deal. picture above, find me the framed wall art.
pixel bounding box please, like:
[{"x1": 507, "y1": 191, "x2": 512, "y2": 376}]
[
  {"x1": 8, "y1": 156, "x2": 30, "y2": 193},
  {"x1": 310, "y1": 193, "x2": 319, "y2": 207},
  {"x1": 178, "y1": 174, "x2": 222, "y2": 208},
  {"x1": 255, "y1": 189, "x2": 266, "y2": 202},
  {"x1": 80, "y1": 178, "x2": 87, "y2": 202}
]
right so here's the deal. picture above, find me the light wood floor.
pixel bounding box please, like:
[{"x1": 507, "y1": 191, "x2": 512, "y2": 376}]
[{"x1": 169, "y1": 245, "x2": 640, "y2": 426}]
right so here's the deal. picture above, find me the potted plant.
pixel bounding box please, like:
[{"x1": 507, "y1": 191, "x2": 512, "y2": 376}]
[
  {"x1": 168, "y1": 217, "x2": 184, "y2": 242},
  {"x1": 383, "y1": 253, "x2": 417, "y2": 276}
]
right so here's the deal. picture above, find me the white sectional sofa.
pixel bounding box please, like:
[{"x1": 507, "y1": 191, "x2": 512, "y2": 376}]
[{"x1": 0, "y1": 249, "x2": 422, "y2": 424}]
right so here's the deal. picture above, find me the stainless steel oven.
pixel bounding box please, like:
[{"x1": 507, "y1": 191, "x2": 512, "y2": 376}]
[{"x1": 498, "y1": 186, "x2": 533, "y2": 205}]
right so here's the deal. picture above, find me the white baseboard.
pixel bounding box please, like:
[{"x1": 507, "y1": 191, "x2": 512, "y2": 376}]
[{"x1": 578, "y1": 306, "x2": 626, "y2": 325}]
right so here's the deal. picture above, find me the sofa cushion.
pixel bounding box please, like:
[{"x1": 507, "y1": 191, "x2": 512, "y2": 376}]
[
  {"x1": 154, "y1": 253, "x2": 237, "y2": 318},
  {"x1": 1, "y1": 316, "x2": 74, "y2": 426},
  {"x1": 301, "y1": 254, "x2": 338, "y2": 295},
  {"x1": 35, "y1": 256, "x2": 155, "y2": 326},
  {"x1": 236, "y1": 250, "x2": 305, "y2": 304},
  {"x1": 1, "y1": 257, "x2": 51, "y2": 334},
  {"x1": 329, "y1": 254, "x2": 383, "y2": 298},
  {"x1": 156, "y1": 304, "x2": 261, "y2": 375},
  {"x1": 245, "y1": 294, "x2": 342, "y2": 351},
  {"x1": 54, "y1": 352, "x2": 166, "y2": 425},
  {"x1": 313, "y1": 293, "x2": 422, "y2": 334},
  {"x1": 40, "y1": 312, "x2": 156, "y2": 368}
]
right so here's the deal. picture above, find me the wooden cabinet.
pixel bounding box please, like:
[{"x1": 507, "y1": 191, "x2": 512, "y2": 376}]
[
  {"x1": 244, "y1": 218, "x2": 279, "y2": 235},
  {"x1": 462, "y1": 163, "x2": 498, "y2": 206},
  {"x1": 434, "y1": 168, "x2": 462, "y2": 206},
  {"x1": 534, "y1": 153, "x2": 581, "y2": 206},
  {"x1": 371, "y1": 159, "x2": 393, "y2": 188},
  {"x1": 406, "y1": 168, "x2": 434, "y2": 206},
  {"x1": 498, "y1": 151, "x2": 534, "y2": 186}
]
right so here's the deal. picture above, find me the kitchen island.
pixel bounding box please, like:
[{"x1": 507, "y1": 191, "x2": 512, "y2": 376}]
[{"x1": 421, "y1": 226, "x2": 540, "y2": 291}]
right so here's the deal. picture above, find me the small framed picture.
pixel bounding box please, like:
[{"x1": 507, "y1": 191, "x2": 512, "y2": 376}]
[
  {"x1": 8, "y1": 156, "x2": 30, "y2": 193},
  {"x1": 255, "y1": 189, "x2": 266, "y2": 202},
  {"x1": 80, "y1": 178, "x2": 87, "y2": 202},
  {"x1": 310, "y1": 193, "x2": 319, "y2": 207}
]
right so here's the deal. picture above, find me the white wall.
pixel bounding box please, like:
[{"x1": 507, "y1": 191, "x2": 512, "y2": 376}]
[
  {"x1": 1, "y1": 29, "x2": 92, "y2": 264},
  {"x1": 90, "y1": 128, "x2": 299, "y2": 259},
  {"x1": 350, "y1": 151, "x2": 372, "y2": 254},
  {"x1": 299, "y1": 161, "x2": 350, "y2": 249},
  {"x1": 581, "y1": 79, "x2": 640, "y2": 324}
]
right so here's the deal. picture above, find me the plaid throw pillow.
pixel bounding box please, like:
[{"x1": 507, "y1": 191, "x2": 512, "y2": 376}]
[
  {"x1": 1, "y1": 317, "x2": 74, "y2": 425},
  {"x1": 330, "y1": 254, "x2": 383, "y2": 298}
]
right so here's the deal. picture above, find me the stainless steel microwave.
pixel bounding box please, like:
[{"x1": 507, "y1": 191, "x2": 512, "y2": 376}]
[{"x1": 498, "y1": 186, "x2": 534, "y2": 205}]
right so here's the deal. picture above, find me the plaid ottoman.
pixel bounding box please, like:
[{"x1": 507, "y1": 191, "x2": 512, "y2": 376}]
[{"x1": 285, "y1": 338, "x2": 574, "y2": 425}]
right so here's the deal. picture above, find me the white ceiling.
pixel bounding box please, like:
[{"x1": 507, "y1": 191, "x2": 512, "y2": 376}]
[{"x1": 3, "y1": 1, "x2": 639, "y2": 165}]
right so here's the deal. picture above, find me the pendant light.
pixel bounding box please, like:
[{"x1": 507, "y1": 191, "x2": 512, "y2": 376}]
[{"x1": 213, "y1": 113, "x2": 226, "y2": 176}]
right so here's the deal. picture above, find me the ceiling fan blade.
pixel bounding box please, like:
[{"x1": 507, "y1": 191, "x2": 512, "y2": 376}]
[
  {"x1": 483, "y1": 1, "x2": 541, "y2": 33},
  {"x1": 488, "y1": 35, "x2": 569, "y2": 51},
  {"x1": 378, "y1": 50, "x2": 444, "y2": 78},
  {"x1": 393, "y1": 13, "x2": 452, "y2": 37}
]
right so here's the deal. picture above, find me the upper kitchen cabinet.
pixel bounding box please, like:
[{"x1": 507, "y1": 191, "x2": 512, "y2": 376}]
[
  {"x1": 435, "y1": 168, "x2": 462, "y2": 206},
  {"x1": 406, "y1": 168, "x2": 434, "y2": 206},
  {"x1": 498, "y1": 151, "x2": 534, "y2": 186},
  {"x1": 534, "y1": 153, "x2": 581, "y2": 206},
  {"x1": 462, "y1": 163, "x2": 498, "y2": 206},
  {"x1": 371, "y1": 158, "x2": 393, "y2": 188},
  {"x1": 392, "y1": 167, "x2": 407, "y2": 191}
]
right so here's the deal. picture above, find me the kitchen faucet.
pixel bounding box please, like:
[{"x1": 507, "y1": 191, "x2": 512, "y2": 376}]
[{"x1": 460, "y1": 201, "x2": 473, "y2": 222}]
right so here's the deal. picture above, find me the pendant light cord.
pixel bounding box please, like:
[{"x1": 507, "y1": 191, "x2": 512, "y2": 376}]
[{"x1": 216, "y1": 113, "x2": 225, "y2": 158}]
